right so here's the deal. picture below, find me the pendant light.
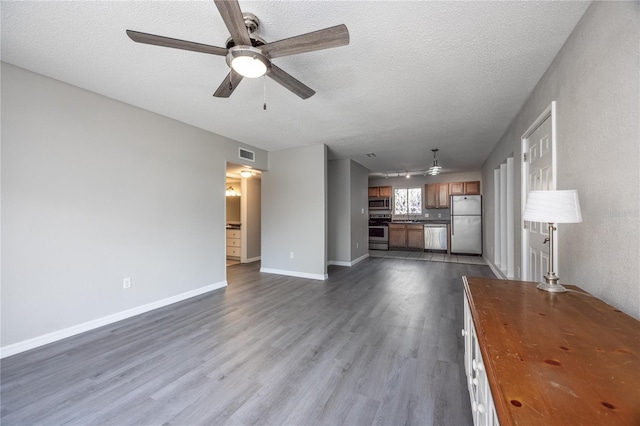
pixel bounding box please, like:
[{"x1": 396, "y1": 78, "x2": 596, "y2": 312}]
[{"x1": 428, "y1": 149, "x2": 442, "y2": 176}]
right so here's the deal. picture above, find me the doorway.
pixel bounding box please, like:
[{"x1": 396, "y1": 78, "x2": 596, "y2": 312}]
[
  {"x1": 521, "y1": 102, "x2": 557, "y2": 282},
  {"x1": 226, "y1": 162, "x2": 262, "y2": 269}
]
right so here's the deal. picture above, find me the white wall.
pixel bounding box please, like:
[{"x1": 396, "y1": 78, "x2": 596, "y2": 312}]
[
  {"x1": 1, "y1": 63, "x2": 268, "y2": 354},
  {"x1": 261, "y1": 144, "x2": 328, "y2": 280},
  {"x1": 482, "y1": 2, "x2": 639, "y2": 318}
]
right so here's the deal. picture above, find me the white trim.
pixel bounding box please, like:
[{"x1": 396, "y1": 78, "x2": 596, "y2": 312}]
[
  {"x1": 328, "y1": 253, "x2": 369, "y2": 267},
  {"x1": 260, "y1": 267, "x2": 328, "y2": 281},
  {"x1": 506, "y1": 157, "x2": 515, "y2": 278},
  {"x1": 521, "y1": 101, "x2": 557, "y2": 281},
  {"x1": 484, "y1": 256, "x2": 507, "y2": 280},
  {"x1": 493, "y1": 169, "x2": 501, "y2": 266},
  {"x1": 0, "y1": 281, "x2": 228, "y2": 359}
]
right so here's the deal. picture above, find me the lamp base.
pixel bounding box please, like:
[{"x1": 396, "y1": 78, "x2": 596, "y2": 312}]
[{"x1": 536, "y1": 282, "x2": 568, "y2": 293}]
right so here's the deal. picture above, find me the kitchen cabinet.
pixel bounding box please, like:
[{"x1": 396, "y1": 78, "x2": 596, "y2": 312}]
[
  {"x1": 464, "y1": 181, "x2": 481, "y2": 194},
  {"x1": 406, "y1": 224, "x2": 424, "y2": 249},
  {"x1": 389, "y1": 223, "x2": 424, "y2": 249},
  {"x1": 368, "y1": 186, "x2": 392, "y2": 198},
  {"x1": 425, "y1": 183, "x2": 450, "y2": 208},
  {"x1": 388, "y1": 224, "x2": 407, "y2": 248},
  {"x1": 462, "y1": 276, "x2": 640, "y2": 426},
  {"x1": 449, "y1": 181, "x2": 481, "y2": 196},
  {"x1": 449, "y1": 182, "x2": 465, "y2": 195},
  {"x1": 226, "y1": 228, "x2": 241, "y2": 259}
]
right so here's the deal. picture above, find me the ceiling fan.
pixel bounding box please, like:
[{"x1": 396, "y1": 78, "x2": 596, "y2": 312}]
[{"x1": 126, "y1": 0, "x2": 350, "y2": 99}]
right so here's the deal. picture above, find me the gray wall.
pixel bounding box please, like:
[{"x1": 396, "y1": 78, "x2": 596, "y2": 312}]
[
  {"x1": 261, "y1": 144, "x2": 328, "y2": 279},
  {"x1": 1, "y1": 63, "x2": 267, "y2": 349},
  {"x1": 328, "y1": 159, "x2": 350, "y2": 263},
  {"x1": 481, "y1": 2, "x2": 639, "y2": 318},
  {"x1": 328, "y1": 159, "x2": 369, "y2": 264},
  {"x1": 350, "y1": 160, "x2": 369, "y2": 261}
]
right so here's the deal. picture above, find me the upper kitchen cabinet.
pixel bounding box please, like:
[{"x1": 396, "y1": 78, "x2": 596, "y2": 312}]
[
  {"x1": 449, "y1": 181, "x2": 481, "y2": 195},
  {"x1": 425, "y1": 183, "x2": 450, "y2": 208},
  {"x1": 464, "y1": 181, "x2": 481, "y2": 194},
  {"x1": 369, "y1": 186, "x2": 392, "y2": 198}
]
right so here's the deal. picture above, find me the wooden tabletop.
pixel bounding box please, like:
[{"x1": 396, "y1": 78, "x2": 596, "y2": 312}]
[{"x1": 463, "y1": 276, "x2": 640, "y2": 426}]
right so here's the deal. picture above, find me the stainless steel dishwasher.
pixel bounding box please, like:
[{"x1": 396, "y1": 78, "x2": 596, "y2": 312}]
[{"x1": 424, "y1": 224, "x2": 448, "y2": 251}]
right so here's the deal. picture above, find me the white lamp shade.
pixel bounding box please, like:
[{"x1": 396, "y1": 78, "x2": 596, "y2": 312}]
[{"x1": 523, "y1": 190, "x2": 583, "y2": 223}]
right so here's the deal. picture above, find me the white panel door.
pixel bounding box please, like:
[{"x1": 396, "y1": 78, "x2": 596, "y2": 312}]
[{"x1": 524, "y1": 115, "x2": 553, "y2": 282}]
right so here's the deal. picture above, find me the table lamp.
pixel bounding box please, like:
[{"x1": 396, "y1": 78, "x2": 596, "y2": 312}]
[{"x1": 522, "y1": 190, "x2": 583, "y2": 292}]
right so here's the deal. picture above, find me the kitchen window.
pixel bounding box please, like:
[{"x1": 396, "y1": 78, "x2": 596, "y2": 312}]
[{"x1": 394, "y1": 187, "x2": 422, "y2": 214}]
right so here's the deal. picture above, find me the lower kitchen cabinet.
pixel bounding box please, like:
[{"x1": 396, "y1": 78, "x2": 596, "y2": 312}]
[
  {"x1": 406, "y1": 224, "x2": 424, "y2": 249},
  {"x1": 389, "y1": 223, "x2": 424, "y2": 250},
  {"x1": 389, "y1": 224, "x2": 407, "y2": 248}
]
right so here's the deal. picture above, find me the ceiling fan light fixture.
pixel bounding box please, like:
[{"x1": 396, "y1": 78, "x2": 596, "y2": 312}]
[{"x1": 227, "y1": 46, "x2": 271, "y2": 78}]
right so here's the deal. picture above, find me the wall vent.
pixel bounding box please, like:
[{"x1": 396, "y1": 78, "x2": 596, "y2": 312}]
[{"x1": 239, "y1": 148, "x2": 255, "y2": 162}]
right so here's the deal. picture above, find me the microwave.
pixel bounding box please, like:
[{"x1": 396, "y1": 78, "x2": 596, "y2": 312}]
[{"x1": 369, "y1": 197, "x2": 391, "y2": 210}]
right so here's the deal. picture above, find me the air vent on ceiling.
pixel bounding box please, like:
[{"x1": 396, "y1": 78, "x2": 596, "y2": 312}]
[{"x1": 239, "y1": 148, "x2": 255, "y2": 162}]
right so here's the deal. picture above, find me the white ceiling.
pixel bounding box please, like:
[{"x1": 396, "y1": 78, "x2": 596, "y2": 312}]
[{"x1": 1, "y1": 0, "x2": 590, "y2": 175}]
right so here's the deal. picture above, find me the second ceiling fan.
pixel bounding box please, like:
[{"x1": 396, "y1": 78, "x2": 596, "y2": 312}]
[{"x1": 127, "y1": 0, "x2": 350, "y2": 99}]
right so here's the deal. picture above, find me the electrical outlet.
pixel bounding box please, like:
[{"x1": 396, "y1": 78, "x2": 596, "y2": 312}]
[
  {"x1": 290, "y1": 251, "x2": 294, "y2": 259},
  {"x1": 438, "y1": 213, "x2": 442, "y2": 218},
  {"x1": 361, "y1": 208, "x2": 364, "y2": 214},
  {"x1": 123, "y1": 277, "x2": 131, "y2": 289},
  {"x1": 425, "y1": 213, "x2": 429, "y2": 218},
  {"x1": 356, "y1": 243, "x2": 359, "y2": 249}
]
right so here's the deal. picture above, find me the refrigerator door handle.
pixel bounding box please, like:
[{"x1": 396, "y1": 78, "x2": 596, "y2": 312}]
[{"x1": 451, "y1": 217, "x2": 454, "y2": 235}]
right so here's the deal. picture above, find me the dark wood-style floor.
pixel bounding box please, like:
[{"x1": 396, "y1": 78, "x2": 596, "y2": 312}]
[{"x1": 1, "y1": 258, "x2": 494, "y2": 425}]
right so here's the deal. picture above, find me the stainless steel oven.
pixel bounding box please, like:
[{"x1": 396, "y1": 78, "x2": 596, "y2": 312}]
[{"x1": 369, "y1": 223, "x2": 389, "y2": 250}]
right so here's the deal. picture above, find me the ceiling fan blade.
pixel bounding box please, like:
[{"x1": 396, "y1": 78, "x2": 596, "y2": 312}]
[
  {"x1": 267, "y1": 64, "x2": 315, "y2": 99},
  {"x1": 213, "y1": 70, "x2": 243, "y2": 97},
  {"x1": 213, "y1": 0, "x2": 252, "y2": 46},
  {"x1": 126, "y1": 30, "x2": 227, "y2": 56},
  {"x1": 261, "y1": 24, "x2": 349, "y2": 59}
]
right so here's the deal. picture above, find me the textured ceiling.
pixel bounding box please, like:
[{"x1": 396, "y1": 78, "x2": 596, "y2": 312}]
[{"x1": 1, "y1": 1, "x2": 590, "y2": 175}]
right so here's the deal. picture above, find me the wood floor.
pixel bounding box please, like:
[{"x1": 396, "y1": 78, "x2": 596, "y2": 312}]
[{"x1": 1, "y1": 258, "x2": 494, "y2": 425}]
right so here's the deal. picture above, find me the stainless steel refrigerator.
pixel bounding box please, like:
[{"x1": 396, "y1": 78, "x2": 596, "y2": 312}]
[{"x1": 450, "y1": 195, "x2": 482, "y2": 255}]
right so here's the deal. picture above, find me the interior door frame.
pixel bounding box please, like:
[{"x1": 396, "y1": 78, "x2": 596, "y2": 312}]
[{"x1": 521, "y1": 101, "x2": 557, "y2": 281}]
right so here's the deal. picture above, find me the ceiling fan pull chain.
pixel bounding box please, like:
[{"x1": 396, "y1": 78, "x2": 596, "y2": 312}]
[
  {"x1": 229, "y1": 72, "x2": 233, "y2": 91},
  {"x1": 263, "y1": 75, "x2": 267, "y2": 110}
]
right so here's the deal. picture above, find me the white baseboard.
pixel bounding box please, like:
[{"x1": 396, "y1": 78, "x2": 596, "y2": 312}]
[
  {"x1": 244, "y1": 256, "x2": 261, "y2": 263},
  {"x1": 0, "y1": 281, "x2": 227, "y2": 359},
  {"x1": 260, "y1": 267, "x2": 328, "y2": 281},
  {"x1": 328, "y1": 252, "x2": 369, "y2": 267},
  {"x1": 484, "y1": 256, "x2": 507, "y2": 279}
]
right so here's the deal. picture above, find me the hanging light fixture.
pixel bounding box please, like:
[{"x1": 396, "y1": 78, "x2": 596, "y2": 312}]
[
  {"x1": 225, "y1": 186, "x2": 240, "y2": 197},
  {"x1": 428, "y1": 149, "x2": 442, "y2": 175}
]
